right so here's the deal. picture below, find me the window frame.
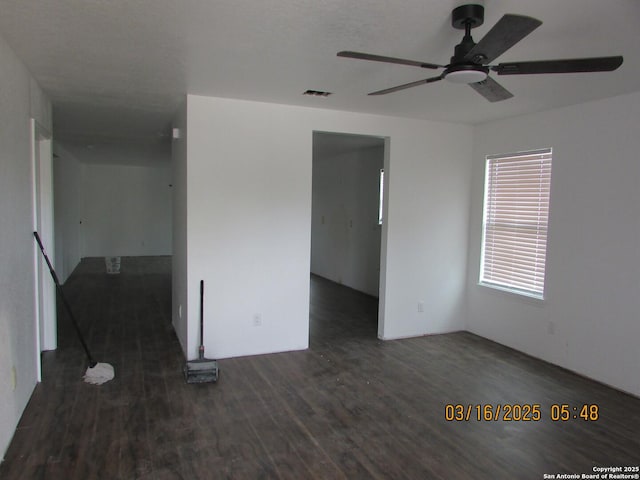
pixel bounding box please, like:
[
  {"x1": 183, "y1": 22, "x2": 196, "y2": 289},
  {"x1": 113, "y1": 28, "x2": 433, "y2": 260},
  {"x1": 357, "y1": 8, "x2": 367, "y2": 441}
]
[
  {"x1": 479, "y1": 148, "x2": 553, "y2": 300},
  {"x1": 378, "y1": 168, "x2": 384, "y2": 226}
]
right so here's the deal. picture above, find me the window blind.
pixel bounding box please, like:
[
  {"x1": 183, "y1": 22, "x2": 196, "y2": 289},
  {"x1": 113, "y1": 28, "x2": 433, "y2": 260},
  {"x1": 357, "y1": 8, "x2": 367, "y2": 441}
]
[{"x1": 480, "y1": 148, "x2": 552, "y2": 298}]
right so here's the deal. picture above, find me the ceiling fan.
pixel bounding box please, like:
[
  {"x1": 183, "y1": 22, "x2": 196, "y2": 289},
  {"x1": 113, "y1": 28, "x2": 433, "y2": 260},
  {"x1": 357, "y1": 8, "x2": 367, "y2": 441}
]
[{"x1": 337, "y1": 4, "x2": 623, "y2": 102}]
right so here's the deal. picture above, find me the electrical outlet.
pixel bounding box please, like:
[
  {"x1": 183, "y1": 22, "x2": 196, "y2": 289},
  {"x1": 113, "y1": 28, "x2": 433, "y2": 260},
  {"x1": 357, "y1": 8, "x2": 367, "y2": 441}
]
[
  {"x1": 253, "y1": 314, "x2": 262, "y2": 327},
  {"x1": 418, "y1": 301, "x2": 424, "y2": 313}
]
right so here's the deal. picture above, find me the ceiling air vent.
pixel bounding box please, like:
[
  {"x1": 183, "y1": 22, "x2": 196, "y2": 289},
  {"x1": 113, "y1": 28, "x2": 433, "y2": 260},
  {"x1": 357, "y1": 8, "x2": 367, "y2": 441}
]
[{"x1": 303, "y1": 89, "x2": 332, "y2": 97}]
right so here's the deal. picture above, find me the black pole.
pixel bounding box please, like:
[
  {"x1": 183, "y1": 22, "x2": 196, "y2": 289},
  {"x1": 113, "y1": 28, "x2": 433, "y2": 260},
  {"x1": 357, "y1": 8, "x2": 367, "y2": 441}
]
[
  {"x1": 33, "y1": 231, "x2": 97, "y2": 367},
  {"x1": 199, "y1": 280, "x2": 205, "y2": 360}
]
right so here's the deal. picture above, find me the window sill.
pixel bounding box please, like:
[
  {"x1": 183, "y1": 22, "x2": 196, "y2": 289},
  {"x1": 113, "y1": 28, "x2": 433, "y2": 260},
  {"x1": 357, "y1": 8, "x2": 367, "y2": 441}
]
[{"x1": 477, "y1": 281, "x2": 545, "y2": 304}]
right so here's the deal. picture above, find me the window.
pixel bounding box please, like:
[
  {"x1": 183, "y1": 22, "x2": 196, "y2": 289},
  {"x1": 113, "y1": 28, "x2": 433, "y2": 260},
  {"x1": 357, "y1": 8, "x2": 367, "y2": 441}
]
[
  {"x1": 378, "y1": 168, "x2": 384, "y2": 225},
  {"x1": 480, "y1": 148, "x2": 552, "y2": 299}
]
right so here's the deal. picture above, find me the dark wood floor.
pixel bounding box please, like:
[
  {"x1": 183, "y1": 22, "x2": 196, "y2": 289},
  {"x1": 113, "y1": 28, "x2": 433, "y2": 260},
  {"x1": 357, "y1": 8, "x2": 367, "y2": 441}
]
[{"x1": 1, "y1": 258, "x2": 639, "y2": 479}]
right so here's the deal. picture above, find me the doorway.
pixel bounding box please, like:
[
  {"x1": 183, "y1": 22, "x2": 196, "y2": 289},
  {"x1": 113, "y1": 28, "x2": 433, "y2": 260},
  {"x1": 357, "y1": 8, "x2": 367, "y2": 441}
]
[{"x1": 310, "y1": 131, "x2": 388, "y2": 342}]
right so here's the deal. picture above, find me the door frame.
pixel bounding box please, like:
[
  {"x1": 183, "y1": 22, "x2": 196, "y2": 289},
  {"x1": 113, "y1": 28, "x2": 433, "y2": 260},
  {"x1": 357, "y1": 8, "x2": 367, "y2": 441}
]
[
  {"x1": 31, "y1": 119, "x2": 56, "y2": 381},
  {"x1": 309, "y1": 131, "x2": 390, "y2": 339}
]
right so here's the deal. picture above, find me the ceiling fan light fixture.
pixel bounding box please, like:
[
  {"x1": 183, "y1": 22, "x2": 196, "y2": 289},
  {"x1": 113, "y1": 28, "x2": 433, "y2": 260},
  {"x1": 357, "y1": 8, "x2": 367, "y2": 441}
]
[{"x1": 444, "y1": 65, "x2": 488, "y2": 84}]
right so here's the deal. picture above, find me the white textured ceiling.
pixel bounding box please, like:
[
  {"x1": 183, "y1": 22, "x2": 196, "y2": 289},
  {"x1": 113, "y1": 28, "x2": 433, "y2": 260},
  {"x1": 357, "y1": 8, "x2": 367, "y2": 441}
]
[{"x1": 1, "y1": 0, "x2": 639, "y2": 150}]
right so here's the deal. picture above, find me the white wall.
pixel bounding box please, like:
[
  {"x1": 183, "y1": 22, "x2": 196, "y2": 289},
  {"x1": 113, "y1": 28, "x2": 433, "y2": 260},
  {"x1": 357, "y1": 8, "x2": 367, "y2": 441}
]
[
  {"x1": 53, "y1": 144, "x2": 83, "y2": 283},
  {"x1": 171, "y1": 100, "x2": 188, "y2": 353},
  {"x1": 311, "y1": 143, "x2": 383, "y2": 296},
  {"x1": 175, "y1": 95, "x2": 472, "y2": 360},
  {"x1": 79, "y1": 162, "x2": 172, "y2": 257},
  {"x1": 53, "y1": 142, "x2": 172, "y2": 277},
  {"x1": 0, "y1": 33, "x2": 51, "y2": 459},
  {"x1": 467, "y1": 91, "x2": 640, "y2": 397}
]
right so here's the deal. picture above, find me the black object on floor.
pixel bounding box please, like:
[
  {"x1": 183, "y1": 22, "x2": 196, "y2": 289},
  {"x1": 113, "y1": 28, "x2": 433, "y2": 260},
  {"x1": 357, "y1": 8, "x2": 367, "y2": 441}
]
[{"x1": 183, "y1": 279, "x2": 218, "y2": 383}]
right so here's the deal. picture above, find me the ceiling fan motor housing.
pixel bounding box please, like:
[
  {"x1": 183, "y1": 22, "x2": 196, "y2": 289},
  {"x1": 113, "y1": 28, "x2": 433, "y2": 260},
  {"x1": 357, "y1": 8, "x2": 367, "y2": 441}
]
[{"x1": 451, "y1": 32, "x2": 478, "y2": 63}]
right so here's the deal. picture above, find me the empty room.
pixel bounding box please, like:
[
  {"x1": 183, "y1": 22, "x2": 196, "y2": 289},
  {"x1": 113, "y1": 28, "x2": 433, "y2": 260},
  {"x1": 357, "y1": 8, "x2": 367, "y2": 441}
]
[{"x1": 1, "y1": 1, "x2": 639, "y2": 479}]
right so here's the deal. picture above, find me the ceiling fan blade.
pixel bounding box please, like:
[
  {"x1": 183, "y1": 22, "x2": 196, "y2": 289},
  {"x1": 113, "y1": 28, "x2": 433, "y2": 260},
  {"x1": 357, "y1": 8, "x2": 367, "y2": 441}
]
[
  {"x1": 492, "y1": 56, "x2": 624, "y2": 75},
  {"x1": 469, "y1": 76, "x2": 514, "y2": 102},
  {"x1": 338, "y1": 51, "x2": 443, "y2": 69},
  {"x1": 368, "y1": 75, "x2": 444, "y2": 96},
  {"x1": 465, "y1": 14, "x2": 542, "y2": 64}
]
